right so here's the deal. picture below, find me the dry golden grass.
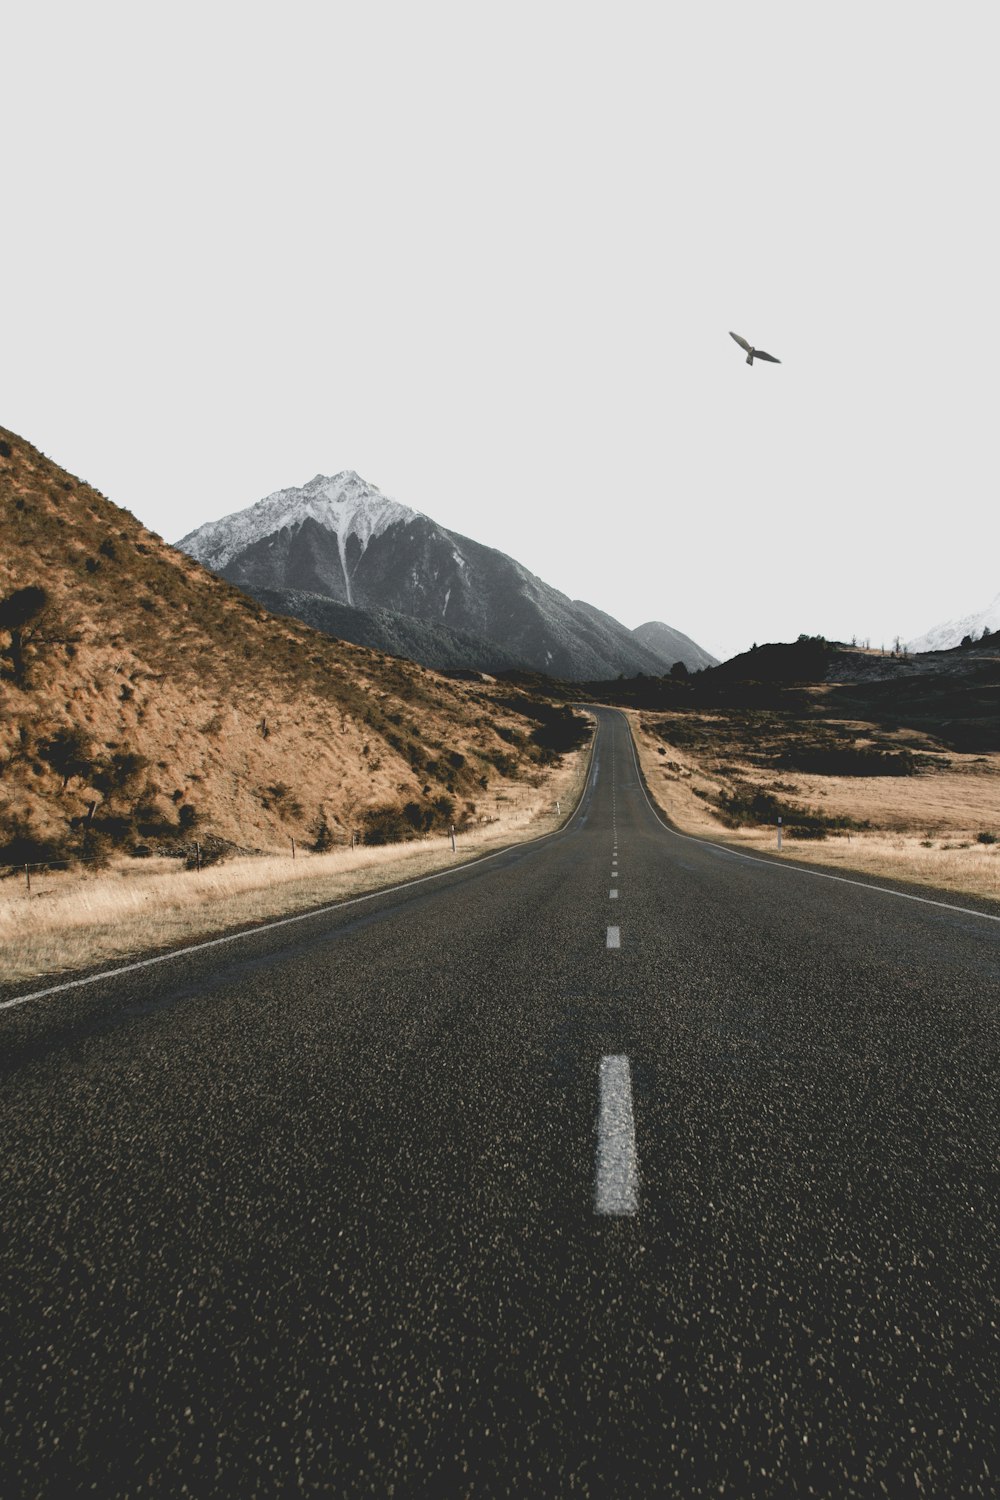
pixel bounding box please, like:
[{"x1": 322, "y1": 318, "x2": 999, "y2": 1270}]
[
  {"x1": 0, "y1": 739, "x2": 592, "y2": 987},
  {"x1": 627, "y1": 710, "x2": 1000, "y2": 906}
]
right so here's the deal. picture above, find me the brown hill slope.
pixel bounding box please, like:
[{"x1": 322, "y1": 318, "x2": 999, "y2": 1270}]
[{"x1": 0, "y1": 426, "x2": 581, "y2": 866}]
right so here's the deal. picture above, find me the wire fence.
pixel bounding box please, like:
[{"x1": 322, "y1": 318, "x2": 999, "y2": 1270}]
[{"x1": 0, "y1": 816, "x2": 506, "y2": 892}]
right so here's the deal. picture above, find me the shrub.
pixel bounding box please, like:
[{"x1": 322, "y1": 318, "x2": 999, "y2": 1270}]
[
  {"x1": 37, "y1": 726, "x2": 95, "y2": 788},
  {"x1": 713, "y1": 781, "x2": 868, "y2": 840},
  {"x1": 777, "y1": 744, "x2": 917, "y2": 777},
  {"x1": 432, "y1": 794, "x2": 456, "y2": 825},
  {"x1": 0, "y1": 585, "x2": 49, "y2": 683},
  {"x1": 402, "y1": 801, "x2": 434, "y2": 833},
  {"x1": 260, "y1": 782, "x2": 304, "y2": 818},
  {"x1": 361, "y1": 803, "x2": 410, "y2": 845},
  {"x1": 312, "y1": 813, "x2": 337, "y2": 852},
  {"x1": 0, "y1": 815, "x2": 72, "y2": 868},
  {"x1": 92, "y1": 748, "x2": 148, "y2": 799},
  {"x1": 977, "y1": 831, "x2": 997, "y2": 845}
]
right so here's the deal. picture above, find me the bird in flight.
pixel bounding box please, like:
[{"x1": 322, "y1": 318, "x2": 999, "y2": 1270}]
[{"x1": 729, "y1": 331, "x2": 781, "y2": 366}]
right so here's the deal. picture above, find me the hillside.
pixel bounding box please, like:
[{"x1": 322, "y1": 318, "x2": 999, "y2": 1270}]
[
  {"x1": 177, "y1": 471, "x2": 713, "y2": 678},
  {"x1": 0, "y1": 427, "x2": 587, "y2": 868}
]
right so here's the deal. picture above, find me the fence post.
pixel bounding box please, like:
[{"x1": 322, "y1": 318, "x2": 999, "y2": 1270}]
[
  {"x1": 291, "y1": 837, "x2": 296, "y2": 860},
  {"x1": 25, "y1": 863, "x2": 31, "y2": 893},
  {"x1": 195, "y1": 841, "x2": 202, "y2": 872}
]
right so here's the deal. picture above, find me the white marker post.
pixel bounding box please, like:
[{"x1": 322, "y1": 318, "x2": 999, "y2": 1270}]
[
  {"x1": 777, "y1": 816, "x2": 782, "y2": 851},
  {"x1": 450, "y1": 825, "x2": 456, "y2": 853}
]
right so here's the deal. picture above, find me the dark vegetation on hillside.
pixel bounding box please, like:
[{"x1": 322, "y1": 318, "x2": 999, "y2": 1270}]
[{"x1": 571, "y1": 634, "x2": 1000, "y2": 753}]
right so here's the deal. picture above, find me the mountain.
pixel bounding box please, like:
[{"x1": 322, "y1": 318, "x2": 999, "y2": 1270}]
[
  {"x1": 177, "y1": 472, "x2": 713, "y2": 679},
  {"x1": 631, "y1": 620, "x2": 718, "y2": 671},
  {"x1": 0, "y1": 426, "x2": 584, "y2": 865},
  {"x1": 908, "y1": 593, "x2": 1000, "y2": 653}
]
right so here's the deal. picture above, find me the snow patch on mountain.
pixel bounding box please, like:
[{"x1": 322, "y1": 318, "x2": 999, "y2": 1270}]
[
  {"x1": 177, "y1": 472, "x2": 421, "y2": 576},
  {"x1": 908, "y1": 591, "x2": 1000, "y2": 653}
]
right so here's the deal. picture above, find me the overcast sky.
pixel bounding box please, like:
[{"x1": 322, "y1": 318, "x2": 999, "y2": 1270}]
[{"x1": 4, "y1": 2, "x2": 996, "y2": 662}]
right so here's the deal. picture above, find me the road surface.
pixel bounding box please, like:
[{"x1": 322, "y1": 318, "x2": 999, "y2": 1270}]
[{"x1": 2, "y1": 708, "x2": 998, "y2": 1496}]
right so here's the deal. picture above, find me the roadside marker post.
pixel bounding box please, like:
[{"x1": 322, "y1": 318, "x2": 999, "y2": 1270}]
[
  {"x1": 777, "y1": 816, "x2": 782, "y2": 851},
  {"x1": 450, "y1": 825, "x2": 456, "y2": 853}
]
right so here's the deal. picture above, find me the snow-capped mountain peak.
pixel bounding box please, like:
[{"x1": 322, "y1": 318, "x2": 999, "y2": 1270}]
[
  {"x1": 908, "y1": 591, "x2": 1000, "y2": 653},
  {"x1": 177, "y1": 472, "x2": 421, "y2": 573},
  {"x1": 176, "y1": 468, "x2": 717, "y2": 678}
]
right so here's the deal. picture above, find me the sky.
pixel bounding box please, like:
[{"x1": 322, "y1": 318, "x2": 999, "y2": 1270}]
[{"x1": 3, "y1": 2, "x2": 997, "y2": 663}]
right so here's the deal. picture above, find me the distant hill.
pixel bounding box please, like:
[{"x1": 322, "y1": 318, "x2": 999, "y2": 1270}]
[
  {"x1": 0, "y1": 426, "x2": 583, "y2": 865},
  {"x1": 631, "y1": 619, "x2": 718, "y2": 671},
  {"x1": 584, "y1": 635, "x2": 1000, "y2": 753},
  {"x1": 177, "y1": 471, "x2": 714, "y2": 678}
]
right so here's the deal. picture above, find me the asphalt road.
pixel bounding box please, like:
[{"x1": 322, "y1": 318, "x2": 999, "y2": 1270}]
[{"x1": 2, "y1": 708, "x2": 999, "y2": 1497}]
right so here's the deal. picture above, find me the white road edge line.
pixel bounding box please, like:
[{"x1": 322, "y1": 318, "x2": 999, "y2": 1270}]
[
  {"x1": 595, "y1": 1055, "x2": 639, "y2": 1215},
  {"x1": 0, "y1": 715, "x2": 610, "y2": 1012},
  {"x1": 617, "y1": 710, "x2": 1000, "y2": 926}
]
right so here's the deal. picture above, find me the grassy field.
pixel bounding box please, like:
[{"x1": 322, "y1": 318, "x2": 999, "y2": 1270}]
[
  {"x1": 628, "y1": 708, "x2": 1000, "y2": 906},
  {"x1": 0, "y1": 738, "x2": 592, "y2": 989}
]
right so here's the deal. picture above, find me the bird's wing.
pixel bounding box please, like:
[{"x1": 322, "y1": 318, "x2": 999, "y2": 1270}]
[
  {"x1": 753, "y1": 350, "x2": 781, "y2": 363},
  {"x1": 729, "y1": 331, "x2": 752, "y2": 353}
]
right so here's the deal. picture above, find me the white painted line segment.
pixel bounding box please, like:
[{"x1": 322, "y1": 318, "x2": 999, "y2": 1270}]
[
  {"x1": 606, "y1": 925, "x2": 620, "y2": 948},
  {"x1": 595, "y1": 1055, "x2": 639, "y2": 1215},
  {"x1": 610, "y1": 889, "x2": 618, "y2": 898}
]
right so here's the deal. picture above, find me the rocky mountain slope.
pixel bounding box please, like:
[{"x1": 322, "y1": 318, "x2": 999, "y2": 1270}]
[
  {"x1": 0, "y1": 427, "x2": 586, "y2": 866},
  {"x1": 908, "y1": 592, "x2": 1000, "y2": 653},
  {"x1": 249, "y1": 589, "x2": 523, "y2": 674},
  {"x1": 177, "y1": 472, "x2": 714, "y2": 678}
]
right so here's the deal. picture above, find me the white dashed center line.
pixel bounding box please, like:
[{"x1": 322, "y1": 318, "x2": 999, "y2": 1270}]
[
  {"x1": 606, "y1": 925, "x2": 620, "y2": 949},
  {"x1": 595, "y1": 1055, "x2": 639, "y2": 1215},
  {"x1": 610, "y1": 889, "x2": 618, "y2": 899}
]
